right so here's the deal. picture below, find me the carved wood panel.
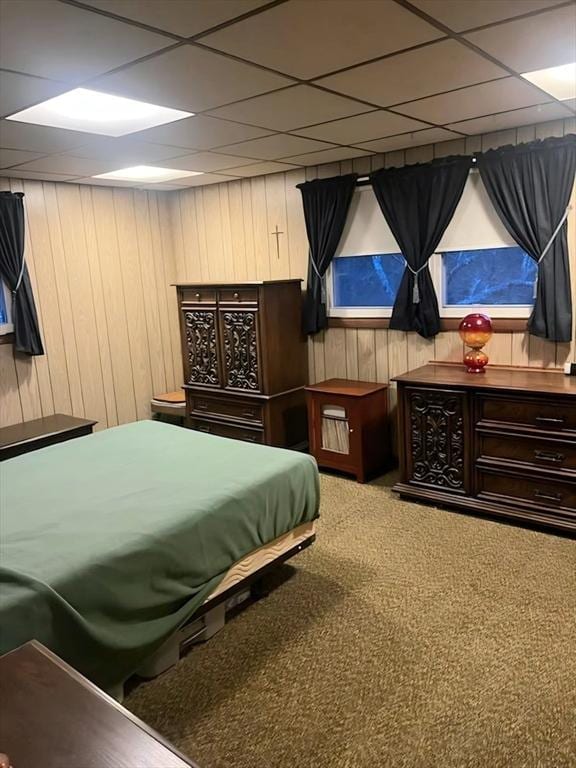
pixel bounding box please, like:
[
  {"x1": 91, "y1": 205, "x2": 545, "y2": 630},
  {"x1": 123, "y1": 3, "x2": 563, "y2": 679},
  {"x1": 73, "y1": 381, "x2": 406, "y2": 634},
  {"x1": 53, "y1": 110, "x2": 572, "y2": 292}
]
[
  {"x1": 183, "y1": 310, "x2": 220, "y2": 387},
  {"x1": 407, "y1": 388, "x2": 467, "y2": 491},
  {"x1": 221, "y1": 310, "x2": 260, "y2": 391}
]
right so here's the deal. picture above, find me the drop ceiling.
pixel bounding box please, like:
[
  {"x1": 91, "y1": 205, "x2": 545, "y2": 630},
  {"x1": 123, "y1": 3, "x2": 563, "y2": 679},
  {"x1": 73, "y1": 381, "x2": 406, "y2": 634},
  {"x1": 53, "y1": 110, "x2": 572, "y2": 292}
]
[{"x1": 0, "y1": 0, "x2": 574, "y2": 189}]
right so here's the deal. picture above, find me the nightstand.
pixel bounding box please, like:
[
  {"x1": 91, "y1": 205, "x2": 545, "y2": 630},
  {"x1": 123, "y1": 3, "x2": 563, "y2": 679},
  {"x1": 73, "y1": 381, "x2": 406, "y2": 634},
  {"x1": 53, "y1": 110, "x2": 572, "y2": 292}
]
[{"x1": 305, "y1": 379, "x2": 389, "y2": 483}]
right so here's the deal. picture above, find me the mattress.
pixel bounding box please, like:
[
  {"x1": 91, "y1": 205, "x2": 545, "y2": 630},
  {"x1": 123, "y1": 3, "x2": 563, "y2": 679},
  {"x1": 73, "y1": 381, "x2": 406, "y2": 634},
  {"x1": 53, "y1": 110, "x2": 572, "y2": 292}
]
[{"x1": 0, "y1": 421, "x2": 319, "y2": 689}]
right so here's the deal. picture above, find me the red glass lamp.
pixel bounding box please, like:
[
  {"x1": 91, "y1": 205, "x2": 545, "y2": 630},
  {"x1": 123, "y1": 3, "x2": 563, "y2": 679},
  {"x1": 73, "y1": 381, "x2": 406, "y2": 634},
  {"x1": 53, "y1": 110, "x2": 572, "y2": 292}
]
[{"x1": 459, "y1": 313, "x2": 493, "y2": 373}]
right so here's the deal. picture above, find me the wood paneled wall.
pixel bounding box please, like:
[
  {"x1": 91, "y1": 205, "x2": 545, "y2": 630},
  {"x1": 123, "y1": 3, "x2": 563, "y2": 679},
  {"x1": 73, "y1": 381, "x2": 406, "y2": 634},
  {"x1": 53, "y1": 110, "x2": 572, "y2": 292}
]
[
  {"x1": 169, "y1": 118, "x2": 576, "y2": 419},
  {"x1": 1, "y1": 117, "x2": 574, "y2": 430},
  {"x1": 0, "y1": 178, "x2": 180, "y2": 429}
]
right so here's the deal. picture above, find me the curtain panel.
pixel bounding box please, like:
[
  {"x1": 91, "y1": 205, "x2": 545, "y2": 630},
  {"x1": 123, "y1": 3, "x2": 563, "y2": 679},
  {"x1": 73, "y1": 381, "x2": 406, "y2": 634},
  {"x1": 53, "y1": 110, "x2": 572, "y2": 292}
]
[
  {"x1": 477, "y1": 135, "x2": 576, "y2": 343},
  {"x1": 0, "y1": 192, "x2": 44, "y2": 355},
  {"x1": 370, "y1": 155, "x2": 472, "y2": 339},
  {"x1": 297, "y1": 174, "x2": 358, "y2": 335}
]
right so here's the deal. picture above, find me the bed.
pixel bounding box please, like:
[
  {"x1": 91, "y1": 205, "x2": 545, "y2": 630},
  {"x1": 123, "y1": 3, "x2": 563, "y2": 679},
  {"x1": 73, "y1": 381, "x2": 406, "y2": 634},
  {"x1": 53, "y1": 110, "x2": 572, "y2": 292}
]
[{"x1": 0, "y1": 421, "x2": 319, "y2": 691}]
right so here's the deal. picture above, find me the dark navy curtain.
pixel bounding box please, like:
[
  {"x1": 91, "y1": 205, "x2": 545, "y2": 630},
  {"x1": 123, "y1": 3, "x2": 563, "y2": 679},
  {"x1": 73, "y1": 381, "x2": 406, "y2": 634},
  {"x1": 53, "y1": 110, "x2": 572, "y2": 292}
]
[
  {"x1": 477, "y1": 135, "x2": 576, "y2": 343},
  {"x1": 370, "y1": 155, "x2": 472, "y2": 339},
  {"x1": 298, "y1": 174, "x2": 358, "y2": 335},
  {"x1": 0, "y1": 192, "x2": 44, "y2": 355}
]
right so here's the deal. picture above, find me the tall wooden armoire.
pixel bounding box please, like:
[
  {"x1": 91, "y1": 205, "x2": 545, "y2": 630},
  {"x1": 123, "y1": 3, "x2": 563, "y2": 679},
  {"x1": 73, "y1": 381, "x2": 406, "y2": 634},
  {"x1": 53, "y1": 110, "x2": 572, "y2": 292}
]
[{"x1": 176, "y1": 280, "x2": 308, "y2": 448}]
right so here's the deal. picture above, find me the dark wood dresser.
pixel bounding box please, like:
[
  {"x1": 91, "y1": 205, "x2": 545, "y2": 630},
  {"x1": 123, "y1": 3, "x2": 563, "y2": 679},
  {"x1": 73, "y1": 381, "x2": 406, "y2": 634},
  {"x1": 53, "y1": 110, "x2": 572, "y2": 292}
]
[
  {"x1": 393, "y1": 364, "x2": 576, "y2": 534},
  {"x1": 0, "y1": 414, "x2": 96, "y2": 461},
  {"x1": 176, "y1": 280, "x2": 308, "y2": 448},
  {"x1": 0, "y1": 641, "x2": 199, "y2": 768}
]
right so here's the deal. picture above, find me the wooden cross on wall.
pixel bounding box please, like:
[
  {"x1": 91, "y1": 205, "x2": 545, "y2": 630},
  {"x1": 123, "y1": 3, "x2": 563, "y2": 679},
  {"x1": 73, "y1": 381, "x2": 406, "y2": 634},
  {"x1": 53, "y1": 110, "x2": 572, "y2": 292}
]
[{"x1": 270, "y1": 224, "x2": 284, "y2": 259}]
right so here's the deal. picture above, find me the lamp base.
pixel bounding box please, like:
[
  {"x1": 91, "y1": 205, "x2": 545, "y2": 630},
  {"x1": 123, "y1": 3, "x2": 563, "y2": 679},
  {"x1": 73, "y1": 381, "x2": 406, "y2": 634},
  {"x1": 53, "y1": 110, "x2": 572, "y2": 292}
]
[{"x1": 464, "y1": 348, "x2": 488, "y2": 373}]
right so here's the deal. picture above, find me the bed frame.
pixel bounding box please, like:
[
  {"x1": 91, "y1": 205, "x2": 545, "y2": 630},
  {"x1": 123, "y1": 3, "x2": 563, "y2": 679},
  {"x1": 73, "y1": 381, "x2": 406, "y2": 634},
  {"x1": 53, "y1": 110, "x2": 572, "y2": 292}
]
[{"x1": 136, "y1": 521, "x2": 316, "y2": 680}]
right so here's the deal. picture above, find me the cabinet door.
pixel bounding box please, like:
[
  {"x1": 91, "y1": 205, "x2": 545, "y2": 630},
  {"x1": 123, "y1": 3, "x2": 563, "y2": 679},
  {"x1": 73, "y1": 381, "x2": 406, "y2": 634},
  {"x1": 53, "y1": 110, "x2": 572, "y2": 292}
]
[
  {"x1": 309, "y1": 394, "x2": 360, "y2": 472},
  {"x1": 220, "y1": 309, "x2": 261, "y2": 392},
  {"x1": 181, "y1": 308, "x2": 221, "y2": 388},
  {"x1": 404, "y1": 386, "x2": 469, "y2": 493}
]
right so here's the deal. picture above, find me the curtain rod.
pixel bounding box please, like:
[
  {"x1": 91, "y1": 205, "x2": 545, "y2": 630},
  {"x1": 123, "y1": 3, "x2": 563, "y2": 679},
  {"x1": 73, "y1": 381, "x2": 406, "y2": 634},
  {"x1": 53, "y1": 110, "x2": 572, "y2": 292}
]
[{"x1": 355, "y1": 156, "x2": 478, "y2": 187}]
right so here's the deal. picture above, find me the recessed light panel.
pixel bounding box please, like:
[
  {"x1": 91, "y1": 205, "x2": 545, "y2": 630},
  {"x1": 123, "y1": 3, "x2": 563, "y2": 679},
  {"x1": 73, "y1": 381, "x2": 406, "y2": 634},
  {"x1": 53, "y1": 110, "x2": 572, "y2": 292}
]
[
  {"x1": 521, "y1": 62, "x2": 576, "y2": 101},
  {"x1": 6, "y1": 88, "x2": 193, "y2": 137},
  {"x1": 93, "y1": 166, "x2": 202, "y2": 183}
]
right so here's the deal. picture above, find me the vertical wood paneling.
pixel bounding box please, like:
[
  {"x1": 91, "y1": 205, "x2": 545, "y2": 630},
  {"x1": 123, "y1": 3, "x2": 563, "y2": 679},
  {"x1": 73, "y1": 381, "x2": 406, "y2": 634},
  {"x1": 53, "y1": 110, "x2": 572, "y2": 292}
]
[
  {"x1": 3, "y1": 118, "x2": 574, "y2": 429},
  {"x1": 0, "y1": 179, "x2": 179, "y2": 429}
]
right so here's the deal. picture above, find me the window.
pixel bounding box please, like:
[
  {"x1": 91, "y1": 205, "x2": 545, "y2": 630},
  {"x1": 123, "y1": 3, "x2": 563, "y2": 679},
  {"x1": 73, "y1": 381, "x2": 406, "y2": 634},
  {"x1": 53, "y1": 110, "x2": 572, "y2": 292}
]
[
  {"x1": 438, "y1": 247, "x2": 536, "y2": 317},
  {"x1": 0, "y1": 281, "x2": 13, "y2": 335},
  {"x1": 328, "y1": 173, "x2": 535, "y2": 320}
]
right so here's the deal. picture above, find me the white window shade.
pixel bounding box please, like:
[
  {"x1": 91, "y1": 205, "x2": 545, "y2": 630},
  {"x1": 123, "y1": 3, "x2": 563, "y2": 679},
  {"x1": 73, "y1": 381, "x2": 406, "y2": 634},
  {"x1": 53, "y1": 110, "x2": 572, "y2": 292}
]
[
  {"x1": 438, "y1": 171, "x2": 514, "y2": 251},
  {"x1": 336, "y1": 186, "x2": 399, "y2": 256}
]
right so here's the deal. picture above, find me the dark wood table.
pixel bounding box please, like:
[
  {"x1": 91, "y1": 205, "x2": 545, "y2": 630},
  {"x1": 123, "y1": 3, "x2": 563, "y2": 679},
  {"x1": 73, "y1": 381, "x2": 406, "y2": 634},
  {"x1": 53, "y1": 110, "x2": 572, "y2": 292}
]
[
  {"x1": 0, "y1": 641, "x2": 199, "y2": 768},
  {"x1": 0, "y1": 414, "x2": 96, "y2": 461}
]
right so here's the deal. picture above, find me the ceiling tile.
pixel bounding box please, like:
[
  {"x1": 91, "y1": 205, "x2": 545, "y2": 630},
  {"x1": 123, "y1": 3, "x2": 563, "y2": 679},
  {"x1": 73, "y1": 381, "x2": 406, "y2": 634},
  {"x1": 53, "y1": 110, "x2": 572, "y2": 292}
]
[
  {"x1": 0, "y1": 148, "x2": 44, "y2": 168},
  {"x1": 395, "y1": 77, "x2": 550, "y2": 124},
  {"x1": 0, "y1": 71, "x2": 70, "y2": 118},
  {"x1": 355, "y1": 127, "x2": 461, "y2": 153},
  {"x1": 130, "y1": 115, "x2": 272, "y2": 150},
  {"x1": 163, "y1": 152, "x2": 257, "y2": 172},
  {"x1": 410, "y1": 0, "x2": 565, "y2": 32},
  {"x1": 165, "y1": 173, "x2": 238, "y2": 187},
  {"x1": 207, "y1": 86, "x2": 371, "y2": 131},
  {"x1": 10, "y1": 155, "x2": 120, "y2": 176},
  {"x1": 93, "y1": 45, "x2": 293, "y2": 113},
  {"x1": 216, "y1": 134, "x2": 335, "y2": 160},
  {"x1": 447, "y1": 101, "x2": 575, "y2": 135},
  {"x1": 465, "y1": 5, "x2": 576, "y2": 73},
  {"x1": 223, "y1": 161, "x2": 300, "y2": 177},
  {"x1": 0, "y1": 120, "x2": 102, "y2": 154},
  {"x1": 281, "y1": 146, "x2": 373, "y2": 166},
  {"x1": 317, "y1": 40, "x2": 508, "y2": 108},
  {"x1": 294, "y1": 111, "x2": 428, "y2": 145},
  {"x1": 200, "y1": 0, "x2": 443, "y2": 80},
  {"x1": 80, "y1": 0, "x2": 268, "y2": 36},
  {"x1": 0, "y1": 170, "x2": 80, "y2": 182},
  {"x1": 0, "y1": 0, "x2": 174, "y2": 82},
  {"x1": 65, "y1": 137, "x2": 189, "y2": 164}
]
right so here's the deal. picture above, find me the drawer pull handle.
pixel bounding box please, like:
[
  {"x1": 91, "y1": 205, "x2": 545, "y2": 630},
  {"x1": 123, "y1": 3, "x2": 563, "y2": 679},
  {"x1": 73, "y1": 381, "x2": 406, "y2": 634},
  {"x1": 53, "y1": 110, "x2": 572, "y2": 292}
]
[
  {"x1": 535, "y1": 416, "x2": 565, "y2": 427},
  {"x1": 242, "y1": 410, "x2": 256, "y2": 418},
  {"x1": 196, "y1": 425, "x2": 211, "y2": 433},
  {"x1": 233, "y1": 292, "x2": 240, "y2": 300},
  {"x1": 196, "y1": 401, "x2": 208, "y2": 411},
  {"x1": 534, "y1": 490, "x2": 562, "y2": 503},
  {"x1": 534, "y1": 449, "x2": 565, "y2": 464},
  {"x1": 195, "y1": 292, "x2": 201, "y2": 300}
]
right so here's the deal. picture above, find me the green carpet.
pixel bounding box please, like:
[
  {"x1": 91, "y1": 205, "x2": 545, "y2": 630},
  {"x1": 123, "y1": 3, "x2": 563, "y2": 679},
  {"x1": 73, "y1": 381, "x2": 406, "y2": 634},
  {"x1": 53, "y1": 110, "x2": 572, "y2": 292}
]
[{"x1": 127, "y1": 473, "x2": 576, "y2": 768}]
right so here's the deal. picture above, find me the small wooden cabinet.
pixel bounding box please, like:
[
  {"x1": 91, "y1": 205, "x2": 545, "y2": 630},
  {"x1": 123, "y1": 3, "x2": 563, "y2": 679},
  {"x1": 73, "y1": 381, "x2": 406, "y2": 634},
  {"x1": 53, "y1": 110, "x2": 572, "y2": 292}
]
[
  {"x1": 305, "y1": 379, "x2": 389, "y2": 482},
  {"x1": 394, "y1": 363, "x2": 576, "y2": 534},
  {"x1": 176, "y1": 281, "x2": 308, "y2": 448}
]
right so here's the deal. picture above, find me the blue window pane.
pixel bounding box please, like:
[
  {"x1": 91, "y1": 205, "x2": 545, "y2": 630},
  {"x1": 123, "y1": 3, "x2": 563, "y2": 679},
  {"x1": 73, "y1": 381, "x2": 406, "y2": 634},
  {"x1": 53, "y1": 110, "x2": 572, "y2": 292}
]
[
  {"x1": 443, "y1": 247, "x2": 536, "y2": 306},
  {"x1": 0, "y1": 286, "x2": 7, "y2": 324},
  {"x1": 333, "y1": 253, "x2": 405, "y2": 307}
]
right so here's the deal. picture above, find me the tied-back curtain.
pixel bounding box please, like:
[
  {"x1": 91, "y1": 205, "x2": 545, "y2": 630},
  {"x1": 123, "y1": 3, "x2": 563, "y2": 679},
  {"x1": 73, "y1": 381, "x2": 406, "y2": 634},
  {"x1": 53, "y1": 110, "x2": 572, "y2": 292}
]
[
  {"x1": 370, "y1": 156, "x2": 472, "y2": 338},
  {"x1": 477, "y1": 135, "x2": 576, "y2": 343},
  {"x1": 297, "y1": 174, "x2": 358, "y2": 334},
  {"x1": 0, "y1": 192, "x2": 44, "y2": 355}
]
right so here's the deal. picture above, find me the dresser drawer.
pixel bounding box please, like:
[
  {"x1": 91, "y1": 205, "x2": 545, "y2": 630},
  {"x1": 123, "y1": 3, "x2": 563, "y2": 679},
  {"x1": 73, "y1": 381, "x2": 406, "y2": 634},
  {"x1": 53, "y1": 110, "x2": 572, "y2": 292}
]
[
  {"x1": 218, "y1": 288, "x2": 258, "y2": 304},
  {"x1": 189, "y1": 417, "x2": 264, "y2": 444},
  {"x1": 478, "y1": 471, "x2": 576, "y2": 514},
  {"x1": 478, "y1": 432, "x2": 576, "y2": 473},
  {"x1": 189, "y1": 395, "x2": 263, "y2": 424},
  {"x1": 478, "y1": 394, "x2": 576, "y2": 434},
  {"x1": 180, "y1": 288, "x2": 217, "y2": 305}
]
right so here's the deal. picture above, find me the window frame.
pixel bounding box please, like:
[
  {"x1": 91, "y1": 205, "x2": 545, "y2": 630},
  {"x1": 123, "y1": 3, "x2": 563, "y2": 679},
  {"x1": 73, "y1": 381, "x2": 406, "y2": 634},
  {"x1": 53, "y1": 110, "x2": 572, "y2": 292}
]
[
  {"x1": 0, "y1": 280, "x2": 14, "y2": 336},
  {"x1": 327, "y1": 248, "x2": 535, "y2": 321}
]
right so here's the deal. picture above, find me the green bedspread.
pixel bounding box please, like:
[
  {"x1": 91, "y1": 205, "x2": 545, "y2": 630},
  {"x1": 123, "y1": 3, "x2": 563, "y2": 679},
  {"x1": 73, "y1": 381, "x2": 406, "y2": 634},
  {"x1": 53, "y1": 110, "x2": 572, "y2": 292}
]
[{"x1": 0, "y1": 421, "x2": 319, "y2": 688}]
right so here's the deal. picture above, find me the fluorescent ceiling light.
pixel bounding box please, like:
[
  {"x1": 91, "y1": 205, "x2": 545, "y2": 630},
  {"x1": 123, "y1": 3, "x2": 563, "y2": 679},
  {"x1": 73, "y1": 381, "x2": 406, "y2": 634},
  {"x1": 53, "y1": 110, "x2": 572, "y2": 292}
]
[
  {"x1": 93, "y1": 166, "x2": 202, "y2": 183},
  {"x1": 521, "y1": 62, "x2": 576, "y2": 101},
  {"x1": 6, "y1": 88, "x2": 193, "y2": 137}
]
